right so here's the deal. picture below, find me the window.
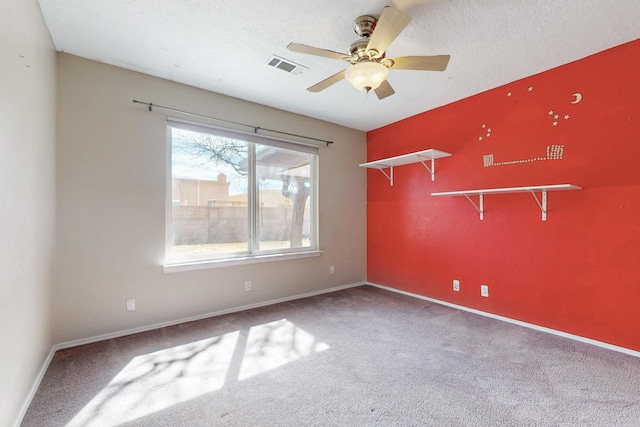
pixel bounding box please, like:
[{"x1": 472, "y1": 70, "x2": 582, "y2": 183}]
[{"x1": 166, "y1": 119, "x2": 318, "y2": 268}]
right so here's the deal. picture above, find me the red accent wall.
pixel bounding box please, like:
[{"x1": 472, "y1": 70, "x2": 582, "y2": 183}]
[{"x1": 366, "y1": 39, "x2": 640, "y2": 351}]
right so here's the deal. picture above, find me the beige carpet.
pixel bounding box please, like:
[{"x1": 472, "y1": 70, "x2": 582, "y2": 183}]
[{"x1": 22, "y1": 285, "x2": 640, "y2": 426}]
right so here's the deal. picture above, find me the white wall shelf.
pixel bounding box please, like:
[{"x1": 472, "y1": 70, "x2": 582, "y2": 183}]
[
  {"x1": 431, "y1": 184, "x2": 582, "y2": 221},
  {"x1": 360, "y1": 149, "x2": 452, "y2": 186}
]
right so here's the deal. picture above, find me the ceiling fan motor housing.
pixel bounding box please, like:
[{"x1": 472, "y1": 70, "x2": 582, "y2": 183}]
[
  {"x1": 350, "y1": 15, "x2": 384, "y2": 60},
  {"x1": 348, "y1": 39, "x2": 372, "y2": 61}
]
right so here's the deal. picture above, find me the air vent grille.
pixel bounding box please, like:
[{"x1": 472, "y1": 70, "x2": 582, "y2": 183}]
[{"x1": 266, "y1": 55, "x2": 307, "y2": 75}]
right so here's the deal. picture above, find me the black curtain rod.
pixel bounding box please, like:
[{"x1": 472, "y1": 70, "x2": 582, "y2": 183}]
[{"x1": 132, "y1": 100, "x2": 333, "y2": 147}]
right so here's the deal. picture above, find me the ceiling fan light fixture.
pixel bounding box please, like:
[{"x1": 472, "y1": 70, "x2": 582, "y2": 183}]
[{"x1": 345, "y1": 61, "x2": 388, "y2": 92}]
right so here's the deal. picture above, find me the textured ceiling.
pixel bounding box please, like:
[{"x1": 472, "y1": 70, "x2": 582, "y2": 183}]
[{"x1": 38, "y1": 0, "x2": 640, "y2": 132}]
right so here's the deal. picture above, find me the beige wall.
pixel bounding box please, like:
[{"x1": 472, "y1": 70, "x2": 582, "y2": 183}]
[
  {"x1": 54, "y1": 53, "x2": 367, "y2": 343},
  {"x1": 0, "y1": 1, "x2": 57, "y2": 425}
]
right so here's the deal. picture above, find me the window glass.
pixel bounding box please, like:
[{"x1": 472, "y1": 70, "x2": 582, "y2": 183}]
[
  {"x1": 167, "y1": 121, "x2": 317, "y2": 264},
  {"x1": 256, "y1": 144, "x2": 312, "y2": 252}
]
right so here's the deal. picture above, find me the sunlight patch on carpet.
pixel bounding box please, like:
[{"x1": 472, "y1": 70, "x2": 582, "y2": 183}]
[
  {"x1": 65, "y1": 320, "x2": 329, "y2": 426},
  {"x1": 238, "y1": 319, "x2": 330, "y2": 380},
  {"x1": 66, "y1": 331, "x2": 239, "y2": 427}
]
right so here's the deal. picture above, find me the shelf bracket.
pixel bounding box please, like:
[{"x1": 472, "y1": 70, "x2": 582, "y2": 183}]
[
  {"x1": 416, "y1": 156, "x2": 436, "y2": 181},
  {"x1": 376, "y1": 166, "x2": 394, "y2": 186},
  {"x1": 463, "y1": 194, "x2": 484, "y2": 220},
  {"x1": 529, "y1": 190, "x2": 548, "y2": 221}
]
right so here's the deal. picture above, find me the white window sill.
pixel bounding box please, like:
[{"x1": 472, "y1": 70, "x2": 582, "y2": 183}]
[{"x1": 164, "y1": 250, "x2": 322, "y2": 273}]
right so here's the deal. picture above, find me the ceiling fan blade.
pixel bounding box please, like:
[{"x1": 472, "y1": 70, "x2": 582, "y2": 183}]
[
  {"x1": 366, "y1": 7, "x2": 411, "y2": 57},
  {"x1": 307, "y1": 70, "x2": 346, "y2": 92},
  {"x1": 287, "y1": 43, "x2": 350, "y2": 61},
  {"x1": 374, "y1": 80, "x2": 395, "y2": 100},
  {"x1": 387, "y1": 55, "x2": 451, "y2": 71}
]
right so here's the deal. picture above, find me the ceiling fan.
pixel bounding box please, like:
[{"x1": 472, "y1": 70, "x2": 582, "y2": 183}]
[{"x1": 287, "y1": 6, "x2": 450, "y2": 100}]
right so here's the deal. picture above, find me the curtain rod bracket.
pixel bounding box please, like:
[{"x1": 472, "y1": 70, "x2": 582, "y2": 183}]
[{"x1": 148, "y1": 103, "x2": 153, "y2": 112}]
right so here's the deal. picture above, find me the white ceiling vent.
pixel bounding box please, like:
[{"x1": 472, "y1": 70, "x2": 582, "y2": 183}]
[{"x1": 266, "y1": 55, "x2": 307, "y2": 75}]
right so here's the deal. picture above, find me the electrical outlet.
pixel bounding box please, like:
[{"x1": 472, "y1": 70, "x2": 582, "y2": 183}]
[
  {"x1": 453, "y1": 280, "x2": 460, "y2": 292},
  {"x1": 329, "y1": 266, "x2": 335, "y2": 275},
  {"x1": 126, "y1": 298, "x2": 136, "y2": 312},
  {"x1": 481, "y1": 284, "x2": 489, "y2": 297},
  {"x1": 244, "y1": 281, "x2": 252, "y2": 291}
]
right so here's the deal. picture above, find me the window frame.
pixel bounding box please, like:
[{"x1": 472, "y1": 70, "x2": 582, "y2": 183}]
[{"x1": 164, "y1": 118, "x2": 320, "y2": 272}]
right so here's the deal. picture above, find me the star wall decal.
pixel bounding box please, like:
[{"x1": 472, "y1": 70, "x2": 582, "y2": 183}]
[
  {"x1": 505, "y1": 85, "x2": 536, "y2": 97},
  {"x1": 548, "y1": 109, "x2": 571, "y2": 126},
  {"x1": 478, "y1": 123, "x2": 492, "y2": 141}
]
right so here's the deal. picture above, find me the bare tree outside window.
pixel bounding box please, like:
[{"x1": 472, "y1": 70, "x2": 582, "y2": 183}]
[{"x1": 281, "y1": 179, "x2": 309, "y2": 247}]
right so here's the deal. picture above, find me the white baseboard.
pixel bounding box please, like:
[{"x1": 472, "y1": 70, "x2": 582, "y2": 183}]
[
  {"x1": 54, "y1": 281, "x2": 365, "y2": 351},
  {"x1": 367, "y1": 282, "x2": 640, "y2": 359},
  {"x1": 13, "y1": 346, "x2": 56, "y2": 427}
]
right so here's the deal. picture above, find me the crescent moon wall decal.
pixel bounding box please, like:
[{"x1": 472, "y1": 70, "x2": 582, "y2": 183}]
[{"x1": 571, "y1": 93, "x2": 583, "y2": 104}]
